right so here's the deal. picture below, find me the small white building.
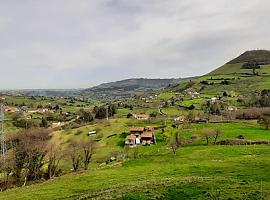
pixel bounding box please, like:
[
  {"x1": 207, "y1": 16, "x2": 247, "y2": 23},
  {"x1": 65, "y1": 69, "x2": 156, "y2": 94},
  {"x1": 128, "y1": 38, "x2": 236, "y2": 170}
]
[
  {"x1": 88, "y1": 131, "x2": 97, "y2": 136},
  {"x1": 174, "y1": 115, "x2": 185, "y2": 122},
  {"x1": 227, "y1": 106, "x2": 238, "y2": 111},
  {"x1": 211, "y1": 97, "x2": 219, "y2": 103},
  {"x1": 188, "y1": 91, "x2": 200, "y2": 98}
]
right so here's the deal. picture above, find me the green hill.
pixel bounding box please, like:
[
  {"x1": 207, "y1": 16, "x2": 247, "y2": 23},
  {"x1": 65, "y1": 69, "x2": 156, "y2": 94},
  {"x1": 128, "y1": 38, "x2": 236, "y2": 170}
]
[
  {"x1": 171, "y1": 50, "x2": 270, "y2": 95},
  {"x1": 82, "y1": 78, "x2": 183, "y2": 99},
  {"x1": 227, "y1": 50, "x2": 270, "y2": 64}
]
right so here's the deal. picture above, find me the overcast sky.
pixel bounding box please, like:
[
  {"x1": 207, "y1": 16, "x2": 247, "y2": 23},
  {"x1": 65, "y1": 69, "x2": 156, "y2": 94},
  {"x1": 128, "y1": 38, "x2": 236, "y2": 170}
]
[{"x1": 0, "y1": 0, "x2": 269, "y2": 89}]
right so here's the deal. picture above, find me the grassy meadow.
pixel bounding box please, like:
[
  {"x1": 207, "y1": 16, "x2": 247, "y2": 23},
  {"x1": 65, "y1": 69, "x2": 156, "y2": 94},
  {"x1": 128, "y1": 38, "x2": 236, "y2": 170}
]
[{"x1": 1, "y1": 118, "x2": 269, "y2": 200}]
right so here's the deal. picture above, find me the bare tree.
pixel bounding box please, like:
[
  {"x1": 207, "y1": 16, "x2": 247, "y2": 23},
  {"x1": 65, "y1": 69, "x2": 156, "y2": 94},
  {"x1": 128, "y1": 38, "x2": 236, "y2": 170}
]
[
  {"x1": 201, "y1": 129, "x2": 213, "y2": 145},
  {"x1": 69, "y1": 140, "x2": 82, "y2": 172},
  {"x1": 47, "y1": 143, "x2": 63, "y2": 179},
  {"x1": 212, "y1": 129, "x2": 223, "y2": 144},
  {"x1": 258, "y1": 116, "x2": 270, "y2": 130},
  {"x1": 0, "y1": 154, "x2": 13, "y2": 191},
  {"x1": 133, "y1": 145, "x2": 139, "y2": 159},
  {"x1": 81, "y1": 140, "x2": 96, "y2": 170},
  {"x1": 8, "y1": 128, "x2": 51, "y2": 186},
  {"x1": 168, "y1": 129, "x2": 181, "y2": 155}
]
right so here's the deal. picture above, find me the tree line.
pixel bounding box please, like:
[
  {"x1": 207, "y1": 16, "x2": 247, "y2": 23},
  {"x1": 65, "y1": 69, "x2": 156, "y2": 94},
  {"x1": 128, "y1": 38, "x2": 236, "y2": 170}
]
[{"x1": 0, "y1": 128, "x2": 96, "y2": 191}]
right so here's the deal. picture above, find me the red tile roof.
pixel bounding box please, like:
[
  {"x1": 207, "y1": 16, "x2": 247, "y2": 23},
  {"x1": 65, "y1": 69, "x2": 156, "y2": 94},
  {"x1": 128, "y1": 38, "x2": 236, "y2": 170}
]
[
  {"x1": 126, "y1": 134, "x2": 136, "y2": 140},
  {"x1": 130, "y1": 127, "x2": 145, "y2": 132},
  {"x1": 141, "y1": 133, "x2": 153, "y2": 138}
]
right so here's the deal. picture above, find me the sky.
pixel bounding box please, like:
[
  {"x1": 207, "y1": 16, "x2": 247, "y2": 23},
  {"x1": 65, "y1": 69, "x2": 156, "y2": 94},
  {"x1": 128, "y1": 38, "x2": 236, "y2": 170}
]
[{"x1": 0, "y1": 0, "x2": 269, "y2": 89}]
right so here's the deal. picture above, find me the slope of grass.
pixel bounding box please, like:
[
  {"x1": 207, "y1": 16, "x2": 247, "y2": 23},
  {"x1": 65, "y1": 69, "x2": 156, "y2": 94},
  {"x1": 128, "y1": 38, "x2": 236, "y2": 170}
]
[
  {"x1": 1, "y1": 144, "x2": 269, "y2": 200},
  {"x1": 1, "y1": 121, "x2": 270, "y2": 199},
  {"x1": 168, "y1": 64, "x2": 270, "y2": 99}
]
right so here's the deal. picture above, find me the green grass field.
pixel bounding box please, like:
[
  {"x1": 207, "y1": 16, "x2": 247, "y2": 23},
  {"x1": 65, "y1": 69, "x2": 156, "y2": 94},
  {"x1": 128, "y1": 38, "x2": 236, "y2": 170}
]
[
  {"x1": 169, "y1": 64, "x2": 270, "y2": 97},
  {"x1": 1, "y1": 145, "x2": 269, "y2": 199},
  {"x1": 1, "y1": 120, "x2": 269, "y2": 200}
]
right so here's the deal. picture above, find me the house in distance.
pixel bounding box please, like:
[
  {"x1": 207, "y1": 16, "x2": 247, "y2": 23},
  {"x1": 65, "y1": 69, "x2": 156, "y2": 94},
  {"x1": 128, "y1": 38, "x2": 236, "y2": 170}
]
[{"x1": 125, "y1": 127, "x2": 156, "y2": 147}]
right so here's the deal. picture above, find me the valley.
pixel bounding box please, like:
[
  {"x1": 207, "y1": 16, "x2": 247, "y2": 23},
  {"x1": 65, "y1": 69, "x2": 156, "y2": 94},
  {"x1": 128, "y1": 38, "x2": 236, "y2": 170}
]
[{"x1": 0, "y1": 50, "x2": 270, "y2": 200}]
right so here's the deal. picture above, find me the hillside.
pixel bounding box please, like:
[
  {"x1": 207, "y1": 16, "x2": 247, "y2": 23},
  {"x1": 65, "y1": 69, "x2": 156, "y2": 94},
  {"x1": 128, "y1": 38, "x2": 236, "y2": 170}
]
[
  {"x1": 83, "y1": 78, "x2": 183, "y2": 99},
  {"x1": 0, "y1": 50, "x2": 270, "y2": 200},
  {"x1": 170, "y1": 50, "x2": 270, "y2": 96},
  {"x1": 227, "y1": 50, "x2": 270, "y2": 64},
  {"x1": 1, "y1": 119, "x2": 270, "y2": 200}
]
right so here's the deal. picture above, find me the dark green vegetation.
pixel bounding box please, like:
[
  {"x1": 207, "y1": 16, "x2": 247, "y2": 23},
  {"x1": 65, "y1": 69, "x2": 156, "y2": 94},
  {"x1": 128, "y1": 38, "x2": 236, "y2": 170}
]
[
  {"x1": 0, "y1": 50, "x2": 270, "y2": 199},
  {"x1": 227, "y1": 50, "x2": 270, "y2": 64},
  {"x1": 82, "y1": 78, "x2": 183, "y2": 99}
]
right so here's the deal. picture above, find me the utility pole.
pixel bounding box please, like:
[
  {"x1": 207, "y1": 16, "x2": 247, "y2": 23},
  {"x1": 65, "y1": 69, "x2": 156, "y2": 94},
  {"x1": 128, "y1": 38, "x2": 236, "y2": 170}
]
[{"x1": 0, "y1": 104, "x2": 6, "y2": 159}]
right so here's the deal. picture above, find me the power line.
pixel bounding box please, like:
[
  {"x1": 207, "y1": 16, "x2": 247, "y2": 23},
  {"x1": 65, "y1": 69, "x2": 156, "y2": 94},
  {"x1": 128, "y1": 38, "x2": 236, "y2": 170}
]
[{"x1": 0, "y1": 104, "x2": 6, "y2": 158}]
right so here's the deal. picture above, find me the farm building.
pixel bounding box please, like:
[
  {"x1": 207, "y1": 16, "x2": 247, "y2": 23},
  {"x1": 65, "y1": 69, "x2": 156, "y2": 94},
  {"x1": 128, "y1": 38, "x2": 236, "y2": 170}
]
[
  {"x1": 125, "y1": 134, "x2": 141, "y2": 147},
  {"x1": 134, "y1": 114, "x2": 150, "y2": 121},
  {"x1": 4, "y1": 106, "x2": 19, "y2": 113},
  {"x1": 174, "y1": 115, "x2": 185, "y2": 122},
  {"x1": 227, "y1": 106, "x2": 238, "y2": 111},
  {"x1": 126, "y1": 127, "x2": 157, "y2": 147},
  {"x1": 88, "y1": 131, "x2": 97, "y2": 136},
  {"x1": 130, "y1": 127, "x2": 145, "y2": 134},
  {"x1": 188, "y1": 91, "x2": 200, "y2": 98},
  {"x1": 141, "y1": 132, "x2": 156, "y2": 145}
]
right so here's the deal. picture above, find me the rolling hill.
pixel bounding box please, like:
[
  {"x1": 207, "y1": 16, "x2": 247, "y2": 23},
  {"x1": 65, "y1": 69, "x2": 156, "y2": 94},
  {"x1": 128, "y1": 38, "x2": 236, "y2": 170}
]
[
  {"x1": 1, "y1": 50, "x2": 270, "y2": 200},
  {"x1": 83, "y1": 78, "x2": 183, "y2": 99},
  {"x1": 170, "y1": 50, "x2": 270, "y2": 95},
  {"x1": 227, "y1": 50, "x2": 270, "y2": 64}
]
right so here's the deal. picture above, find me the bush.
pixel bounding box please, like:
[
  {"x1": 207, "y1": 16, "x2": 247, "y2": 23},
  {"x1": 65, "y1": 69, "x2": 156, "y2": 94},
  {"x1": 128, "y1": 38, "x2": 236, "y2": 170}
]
[
  {"x1": 127, "y1": 113, "x2": 133, "y2": 118},
  {"x1": 75, "y1": 129, "x2": 83, "y2": 135},
  {"x1": 150, "y1": 111, "x2": 159, "y2": 118}
]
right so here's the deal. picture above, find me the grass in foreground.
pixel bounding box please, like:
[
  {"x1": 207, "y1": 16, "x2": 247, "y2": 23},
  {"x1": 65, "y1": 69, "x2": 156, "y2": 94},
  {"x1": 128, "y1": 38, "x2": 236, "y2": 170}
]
[{"x1": 1, "y1": 144, "x2": 269, "y2": 200}]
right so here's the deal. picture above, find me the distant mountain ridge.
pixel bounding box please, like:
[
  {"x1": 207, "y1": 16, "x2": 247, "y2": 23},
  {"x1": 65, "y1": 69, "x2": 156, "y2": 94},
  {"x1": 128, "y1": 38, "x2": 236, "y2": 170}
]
[
  {"x1": 91, "y1": 78, "x2": 181, "y2": 89},
  {"x1": 83, "y1": 78, "x2": 183, "y2": 98}
]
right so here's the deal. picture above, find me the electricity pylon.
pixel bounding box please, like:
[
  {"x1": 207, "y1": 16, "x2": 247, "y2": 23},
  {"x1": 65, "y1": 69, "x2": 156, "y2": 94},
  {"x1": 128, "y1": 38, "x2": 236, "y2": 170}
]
[{"x1": 0, "y1": 104, "x2": 6, "y2": 158}]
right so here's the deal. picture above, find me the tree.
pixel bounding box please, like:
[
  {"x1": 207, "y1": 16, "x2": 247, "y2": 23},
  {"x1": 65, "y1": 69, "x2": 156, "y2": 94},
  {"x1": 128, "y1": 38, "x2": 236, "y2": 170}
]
[
  {"x1": 242, "y1": 61, "x2": 260, "y2": 75},
  {"x1": 149, "y1": 111, "x2": 158, "y2": 118},
  {"x1": 8, "y1": 128, "x2": 51, "y2": 186},
  {"x1": 46, "y1": 143, "x2": 63, "y2": 179},
  {"x1": 81, "y1": 140, "x2": 96, "y2": 170},
  {"x1": 133, "y1": 145, "x2": 139, "y2": 159},
  {"x1": 212, "y1": 129, "x2": 223, "y2": 144},
  {"x1": 201, "y1": 129, "x2": 213, "y2": 145},
  {"x1": 186, "y1": 111, "x2": 195, "y2": 123},
  {"x1": 40, "y1": 118, "x2": 48, "y2": 128},
  {"x1": 37, "y1": 104, "x2": 43, "y2": 109},
  {"x1": 69, "y1": 141, "x2": 82, "y2": 172},
  {"x1": 202, "y1": 129, "x2": 223, "y2": 145},
  {"x1": 258, "y1": 116, "x2": 270, "y2": 130},
  {"x1": 108, "y1": 104, "x2": 117, "y2": 116},
  {"x1": 206, "y1": 101, "x2": 222, "y2": 115},
  {"x1": 93, "y1": 104, "x2": 118, "y2": 119},
  {"x1": 54, "y1": 104, "x2": 60, "y2": 111},
  {"x1": 167, "y1": 129, "x2": 181, "y2": 155},
  {"x1": 77, "y1": 109, "x2": 93, "y2": 123},
  {"x1": 95, "y1": 106, "x2": 107, "y2": 119},
  {"x1": 127, "y1": 113, "x2": 133, "y2": 118},
  {"x1": 0, "y1": 154, "x2": 13, "y2": 191},
  {"x1": 93, "y1": 106, "x2": 99, "y2": 114}
]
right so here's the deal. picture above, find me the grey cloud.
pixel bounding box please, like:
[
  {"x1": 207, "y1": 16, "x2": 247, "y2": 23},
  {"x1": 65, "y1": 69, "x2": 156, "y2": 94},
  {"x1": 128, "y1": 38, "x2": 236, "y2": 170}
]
[{"x1": 0, "y1": 0, "x2": 269, "y2": 89}]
